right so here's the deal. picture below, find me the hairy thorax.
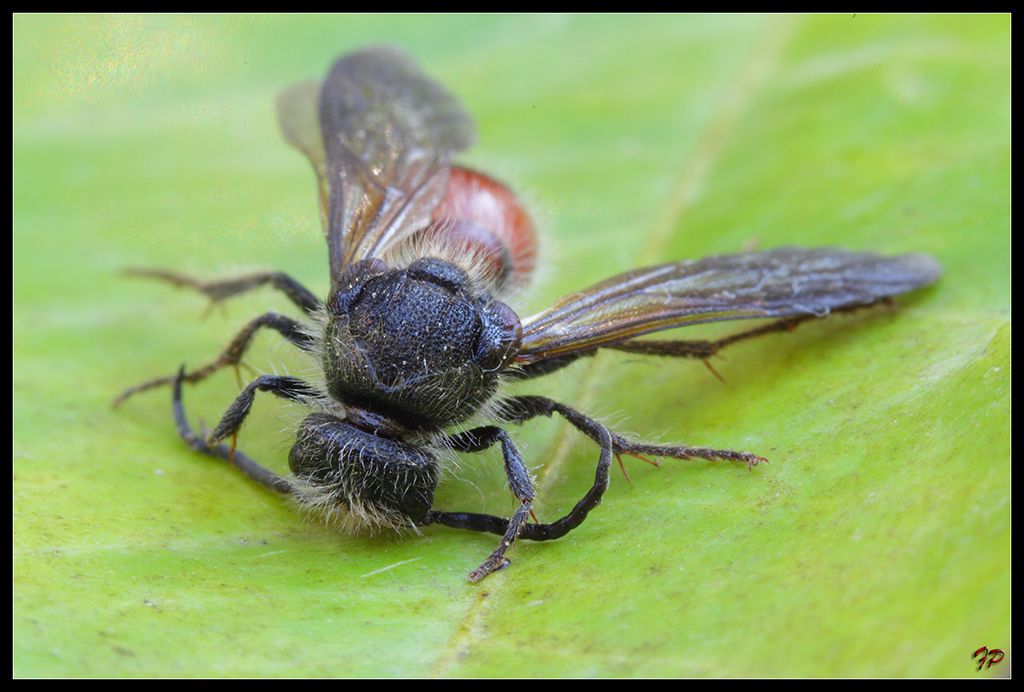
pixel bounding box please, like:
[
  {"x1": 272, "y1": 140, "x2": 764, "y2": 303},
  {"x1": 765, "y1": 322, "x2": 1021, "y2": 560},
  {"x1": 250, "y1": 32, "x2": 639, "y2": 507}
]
[{"x1": 321, "y1": 258, "x2": 521, "y2": 431}]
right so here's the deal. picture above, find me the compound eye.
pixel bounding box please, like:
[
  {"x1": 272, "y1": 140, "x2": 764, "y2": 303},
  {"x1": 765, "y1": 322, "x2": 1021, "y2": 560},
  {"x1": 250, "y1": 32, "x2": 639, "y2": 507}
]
[{"x1": 475, "y1": 299, "x2": 522, "y2": 370}]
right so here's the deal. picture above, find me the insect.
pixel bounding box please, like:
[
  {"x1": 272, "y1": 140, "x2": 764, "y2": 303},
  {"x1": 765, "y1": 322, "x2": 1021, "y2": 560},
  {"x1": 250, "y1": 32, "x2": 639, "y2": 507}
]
[{"x1": 116, "y1": 47, "x2": 941, "y2": 582}]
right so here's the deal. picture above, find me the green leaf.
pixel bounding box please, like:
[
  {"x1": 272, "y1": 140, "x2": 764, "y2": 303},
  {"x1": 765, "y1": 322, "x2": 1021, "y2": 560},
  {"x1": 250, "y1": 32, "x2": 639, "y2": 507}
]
[{"x1": 14, "y1": 14, "x2": 1009, "y2": 677}]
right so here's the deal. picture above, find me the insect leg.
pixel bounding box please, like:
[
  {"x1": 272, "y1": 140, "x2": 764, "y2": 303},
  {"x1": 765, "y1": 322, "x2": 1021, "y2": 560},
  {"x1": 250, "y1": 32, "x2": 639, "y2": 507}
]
[
  {"x1": 123, "y1": 268, "x2": 322, "y2": 315},
  {"x1": 428, "y1": 420, "x2": 614, "y2": 545},
  {"x1": 505, "y1": 351, "x2": 597, "y2": 381},
  {"x1": 606, "y1": 301, "x2": 894, "y2": 362},
  {"x1": 172, "y1": 367, "x2": 293, "y2": 494},
  {"x1": 606, "y1": 315, "x2": 816, "y2": 361},
  {"x1": 203, "y1": 373, "x2": 320, "y2": 448},
  {"x1": 499, "y1": 396, "x2": 766, "y2": 468},
  {"x1": 113, "y1": 312, "x2": 315, "y2": 406},
  {"x1": 430, "y1": 395, "x2": 762, "y2": 557},
  {"x1": 509, "y1": 304, "x2": 892, "y2": 382},
  {"x1": 440, "y1": 426, "x2": 535, "y2": 582}
]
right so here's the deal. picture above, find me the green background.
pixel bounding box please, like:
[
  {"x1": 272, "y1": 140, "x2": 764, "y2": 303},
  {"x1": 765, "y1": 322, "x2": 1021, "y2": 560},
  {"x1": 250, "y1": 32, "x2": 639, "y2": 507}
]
[{"x1": 13, "y1": 14, "x2": 1010, "y2": 677}]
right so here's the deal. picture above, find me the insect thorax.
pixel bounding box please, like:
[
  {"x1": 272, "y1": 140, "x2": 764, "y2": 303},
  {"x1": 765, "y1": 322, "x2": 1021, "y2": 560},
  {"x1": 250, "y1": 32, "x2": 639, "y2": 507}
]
[{"x1": 321, "y1": 258, "x2": 520, "y2": 431}]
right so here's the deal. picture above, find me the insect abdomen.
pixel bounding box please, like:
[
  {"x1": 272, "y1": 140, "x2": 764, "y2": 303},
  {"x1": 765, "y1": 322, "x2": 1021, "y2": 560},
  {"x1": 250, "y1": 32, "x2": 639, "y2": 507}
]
[{"x1": 408, "y1": 166, "x2": 537, "y2": 297}]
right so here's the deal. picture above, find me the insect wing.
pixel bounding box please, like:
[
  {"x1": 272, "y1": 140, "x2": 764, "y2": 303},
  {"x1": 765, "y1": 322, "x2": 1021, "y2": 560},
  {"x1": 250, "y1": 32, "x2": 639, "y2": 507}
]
[
  {"x1": 516, "y1": 247, "x2": 941, "y2": 364},
  {"x1": 277, "y1": 80, "x2": 330, "y2": 229},
  {"x1": 318, "y1": 47, "x2": 476, "y2": 279}
]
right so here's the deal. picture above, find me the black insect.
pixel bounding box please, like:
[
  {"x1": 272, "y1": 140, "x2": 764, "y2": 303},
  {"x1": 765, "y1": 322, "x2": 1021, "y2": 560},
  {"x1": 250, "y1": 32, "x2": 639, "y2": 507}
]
[{"x1": 116, "y1": 47, "x2": 941, "y2": 582}]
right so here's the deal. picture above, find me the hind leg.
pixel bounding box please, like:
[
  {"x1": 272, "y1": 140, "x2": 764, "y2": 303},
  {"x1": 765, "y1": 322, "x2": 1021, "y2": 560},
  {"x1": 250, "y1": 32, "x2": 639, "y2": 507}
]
[{"x1": 123, "y1": 268, "x2": 321, "y2": 315}]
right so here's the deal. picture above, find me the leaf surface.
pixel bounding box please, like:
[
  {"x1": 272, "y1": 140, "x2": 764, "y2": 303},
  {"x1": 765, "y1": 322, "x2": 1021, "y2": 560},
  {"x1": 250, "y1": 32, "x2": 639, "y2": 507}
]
[{"x1": 14, "y1": 14, "x2": 1009, "y2": 677}]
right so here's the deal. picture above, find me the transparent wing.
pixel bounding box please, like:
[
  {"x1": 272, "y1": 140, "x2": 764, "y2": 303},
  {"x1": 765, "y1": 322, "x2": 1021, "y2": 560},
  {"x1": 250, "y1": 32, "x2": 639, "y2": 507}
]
[
  {"x1": 515, "y1": 247, "x2": 941, "y2": 364},
  {"x1": 318, "y1": 47, "x2": 475, "y2": 279},
  {"x1": 276, "y1": 80, "x2": 329, "y2": 229}
]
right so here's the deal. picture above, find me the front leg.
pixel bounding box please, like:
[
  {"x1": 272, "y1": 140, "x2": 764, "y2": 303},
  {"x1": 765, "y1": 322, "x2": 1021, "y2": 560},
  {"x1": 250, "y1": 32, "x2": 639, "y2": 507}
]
[
  {"x1": 441, "y1": 426, "x2": 535, "y2": 582},
  {"x1": 427, "y1": 395, "x2": 764, "y2": 573},
  {"x1": 172, "y1": 366, "x2": 294, "y2": 494},
  {"x1": 428, "y1": 419, "x2": 614, "y2": 552},
  {"x1": 204, "y1": 373, "x2": 320, "y2": 448}
]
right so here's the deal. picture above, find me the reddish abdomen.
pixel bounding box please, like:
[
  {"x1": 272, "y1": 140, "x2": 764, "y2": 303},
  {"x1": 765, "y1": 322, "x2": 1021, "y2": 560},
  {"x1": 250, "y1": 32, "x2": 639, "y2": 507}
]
[{"x1": 420, "y1": 166, "x2": 538, "y2": 296}]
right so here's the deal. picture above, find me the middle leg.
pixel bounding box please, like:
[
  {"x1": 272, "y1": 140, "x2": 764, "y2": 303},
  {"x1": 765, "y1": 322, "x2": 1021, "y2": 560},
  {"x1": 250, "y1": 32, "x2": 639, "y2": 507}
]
[
  {"x1": 606, "y1": 302, "x2": 894, "y2": 366},
  {"x1": 114, "y1": 312, "x2": 315, "y2": 406},
  {"x1": 498, "y1": 396, "x2": 766, "y2": 468}
]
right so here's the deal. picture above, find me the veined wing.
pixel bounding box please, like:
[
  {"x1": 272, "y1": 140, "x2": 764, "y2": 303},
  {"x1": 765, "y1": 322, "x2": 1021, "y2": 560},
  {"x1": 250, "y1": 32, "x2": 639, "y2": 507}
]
[
  {"x1": 277, "y1": 80, "x2": 329, "y2": 228},
  {"x1": 516, "y1": 247, "x2": 941, "y2": 364},
  {"x1": 318, "y1": 47, "x2": 475, "y2": 280},
  {"x1": 276, "y1": 48, "x2": 475, "y2": 281}
]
